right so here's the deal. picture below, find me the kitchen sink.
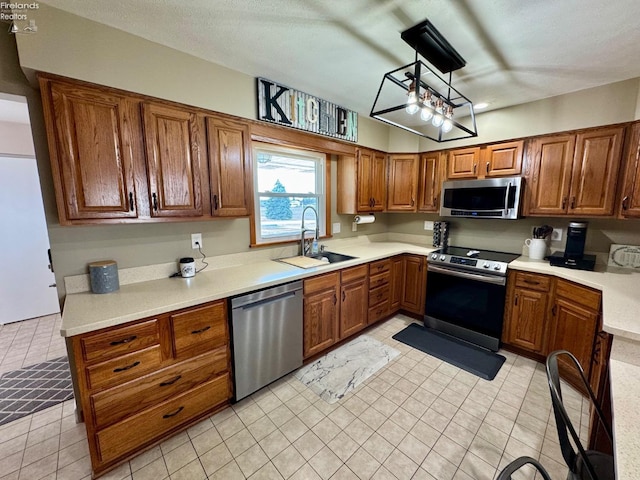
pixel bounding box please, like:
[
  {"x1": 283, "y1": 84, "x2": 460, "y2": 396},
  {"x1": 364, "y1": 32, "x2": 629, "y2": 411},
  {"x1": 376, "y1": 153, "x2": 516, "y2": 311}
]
[{"x1": 309, "y1": 251, "x2": 357, "y2": 264}]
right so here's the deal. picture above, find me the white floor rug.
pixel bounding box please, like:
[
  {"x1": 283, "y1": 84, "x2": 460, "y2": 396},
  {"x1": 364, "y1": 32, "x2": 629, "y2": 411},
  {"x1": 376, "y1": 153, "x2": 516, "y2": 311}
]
[{"x1": 295, "y1": 335, "x2": 400, "y2": 404}]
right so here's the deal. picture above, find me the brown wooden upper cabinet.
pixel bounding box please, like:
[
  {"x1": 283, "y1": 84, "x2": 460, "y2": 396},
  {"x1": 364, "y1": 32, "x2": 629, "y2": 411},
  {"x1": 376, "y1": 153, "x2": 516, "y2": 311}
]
[
  {"x1": 337, "y1": 148, "x2": 386, "y2": 214},
  {"x1": 525, "y1": 126, "x2": 624, "y2": 216},
  {"x1": 447, "y1": 141, "x2": 523, "y2": 179},
  {"x1": 205, "y1": 116, "x2": 252, "y2": 217},
  {"x1": 387, "y1": 154, "x2": 419, "y2": 212},
  {"x1": 418, "y1": 151, "x2": 444, "y2": 212},
  {"x1": 142, "y1": 102, "x2": 207, "y2": 217},
  {"x1": 619, "y1": 121, "x2": 640, "y2": 218},
  {"x1": 41, "y1": 80, "x2": 141, "y2": 223}
]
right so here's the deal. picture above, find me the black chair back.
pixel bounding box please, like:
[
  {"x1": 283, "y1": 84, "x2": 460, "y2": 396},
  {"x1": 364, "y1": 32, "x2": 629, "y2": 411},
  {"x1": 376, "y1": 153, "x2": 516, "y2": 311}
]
[{"x1": 496, "y1": 456, "x2": 553, "y2": 480}]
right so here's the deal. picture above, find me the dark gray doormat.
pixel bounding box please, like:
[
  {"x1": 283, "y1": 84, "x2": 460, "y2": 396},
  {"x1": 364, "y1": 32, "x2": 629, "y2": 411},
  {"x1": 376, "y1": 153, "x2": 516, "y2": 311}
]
[
  {"x1": 392, "y1": 323, "x2": 506, "y2": 380},
  {"x1": 0, "y1": 356, "x2": 73, "y2": 426}
]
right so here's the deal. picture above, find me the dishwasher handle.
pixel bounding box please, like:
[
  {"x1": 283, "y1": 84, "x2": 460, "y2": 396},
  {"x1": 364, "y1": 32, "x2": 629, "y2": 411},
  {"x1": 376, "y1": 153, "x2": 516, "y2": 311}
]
[
  {"x1": 231, "y1": 280, "x2": 302, "y2": 309},
  {"x1": 234, "y1": 290, "x2": 298, "y2": 311}
]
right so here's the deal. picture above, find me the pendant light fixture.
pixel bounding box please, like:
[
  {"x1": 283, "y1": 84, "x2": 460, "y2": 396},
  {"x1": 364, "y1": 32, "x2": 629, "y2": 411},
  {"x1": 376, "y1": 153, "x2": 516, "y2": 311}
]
[{"x1": 370, "y1": 19, "x2": 478, "y2": 142}]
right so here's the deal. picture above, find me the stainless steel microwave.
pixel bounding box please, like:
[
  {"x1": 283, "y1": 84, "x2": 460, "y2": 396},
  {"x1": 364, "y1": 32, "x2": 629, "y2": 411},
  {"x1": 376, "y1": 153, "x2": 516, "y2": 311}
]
[{"x1": 439, "y1": 176, "x2": 523, "y2": 220}]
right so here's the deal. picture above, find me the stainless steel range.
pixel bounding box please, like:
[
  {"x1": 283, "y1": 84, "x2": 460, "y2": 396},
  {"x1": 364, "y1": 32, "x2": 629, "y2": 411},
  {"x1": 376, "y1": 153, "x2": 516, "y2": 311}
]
[{"x1": 424, "y1": 246, "x2": 520, "y2": 351}]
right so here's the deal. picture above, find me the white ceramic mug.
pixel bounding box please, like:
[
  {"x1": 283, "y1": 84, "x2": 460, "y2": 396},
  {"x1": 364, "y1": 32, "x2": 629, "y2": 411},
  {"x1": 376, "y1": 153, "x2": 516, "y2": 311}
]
[{"x1": 525, "y1": 238, "x2": 547, "y2": 260}]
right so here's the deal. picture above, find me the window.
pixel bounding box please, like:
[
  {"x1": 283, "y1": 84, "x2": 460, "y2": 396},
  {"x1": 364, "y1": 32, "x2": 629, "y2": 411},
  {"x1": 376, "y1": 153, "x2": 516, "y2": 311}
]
[{"x1": 252, "y1": 143, "x2": 327, "y2": 245}]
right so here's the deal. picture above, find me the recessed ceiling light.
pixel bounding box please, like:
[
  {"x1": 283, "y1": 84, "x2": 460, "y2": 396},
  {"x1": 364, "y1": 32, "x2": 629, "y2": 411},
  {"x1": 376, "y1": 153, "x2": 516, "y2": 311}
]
[{"x1": 474, "y1": 102, "x2": 489, "y2": 110}]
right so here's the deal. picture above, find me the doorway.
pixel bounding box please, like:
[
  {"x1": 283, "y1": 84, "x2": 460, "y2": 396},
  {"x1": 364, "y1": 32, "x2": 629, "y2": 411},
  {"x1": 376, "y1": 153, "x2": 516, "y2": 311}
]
[{"x1": 0, "y1": 94, "x2": 59, "y2": 324}]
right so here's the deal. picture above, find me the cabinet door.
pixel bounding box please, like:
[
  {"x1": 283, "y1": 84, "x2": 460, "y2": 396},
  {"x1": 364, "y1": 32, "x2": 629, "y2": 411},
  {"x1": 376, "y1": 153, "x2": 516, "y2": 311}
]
[
  {"x1": 569, "y1": 127, "x2": 624, "y2": 215},
  {"x1": 485, "y1": 141, "x2": 524, "y2": 177},
  {"x1": 417, "y1": 152, "x2": 442, "y2": 212},
  {"x1": 390, "y1": 256, "x2": 404, "y2": 312},
  {"x1": 549, "y1": 297, "x2": 598, "y2": 390},
  {"x1": 143, "y1": 103, "x2": 205, "y2": 217},
  {"x1": 303, "y1": 287, "x2": 339, "y2": 358},
  {"x1": 387, "y1": 154, "x2": 418, "y2": 211},
  {"x1": 47, "y1": 82, "x2": 138, "y2": 221},
  {"x1": 619, "y1": 122, "x2": 640, "y2": 217},
  {"x1": 206, "y1": 116, "x2": 252, "y2": 217},
  {"x1": 401, "y1": 255, "x2": 426, "y2": 315},
  {"x1": 526, "y1": 134, "x2": 575, "y2": 215},
  {"x1": 340, "y1": 278, "x2": 368, "y2": 339},
  {"x1": 506, "y1": 287, "x2": 548, "y2": 353},
  {"x1": 447, "y1": 147, "x2": 481, "y2": 179},
  {"x1": 356, "y1": 149, "x2": 374, "y2": 211},
  {"x1": 370, "y1": 151, "x2": 387, "y2": 211}
]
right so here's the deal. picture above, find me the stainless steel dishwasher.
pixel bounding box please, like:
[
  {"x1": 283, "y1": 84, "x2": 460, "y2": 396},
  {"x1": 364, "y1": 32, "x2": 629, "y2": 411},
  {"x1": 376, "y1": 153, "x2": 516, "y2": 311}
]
[{"x1": 231, "y1": 280, "x2": 303, "y2": 400}]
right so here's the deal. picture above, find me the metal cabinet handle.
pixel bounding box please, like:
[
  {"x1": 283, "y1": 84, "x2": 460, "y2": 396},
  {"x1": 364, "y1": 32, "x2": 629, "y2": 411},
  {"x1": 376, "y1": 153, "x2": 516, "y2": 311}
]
[
  {"x1": 191, "y1": 326, "x2": 211, "y2": 335},
  {"x1": 163, "y1": 406, "x2": 184, "y2": 419},
  {"x1": 342, "y1": 291, "x2": 346, "y2": 302},
  {"x1": 411, "y1": 197, "x2": 415, "y2": 207},
  {"x1": 159, "y1": 375, "x2": 182, "y2": 387},
  {"x1": 562, "y1": 197, "x2": 567, "y2": 210},
  {"x1": 213, "y1": 194, "x2": 219, "y2": 210},
  {"x1": 622, "y1": 196, "x2": 629, "y2": 210},
  {"x1": 110, "y1": 335, "x2": 137, "y2": 346},
  {"x1": 473, "y1": 164, "x2": 477, "y2": 175},
  {"x1": 515, "y1": 295, "x2": 518, "y2": 306},
  {"x1": 129, "y1": 192, "x2": 134, "y2": 211},
  {"x1": 523, "y1": 279, "x2": 539, "y2": 285},
  {"x1": 152, "y1": 193, "x2": 158, "y2": 211},
  {"x1": 552, "y1": 305, "x2": 557, "y2": 316},
  {"x1": 570, "y1": 197, "x2": 576, "y2": 209},
  {"x1": 486, "y1": 162, "x2": 490, "y2": 174},
  {"x1": 113, "y1": 361, "x2": 140, "y2": 373},
  {"x1": 333, "y1": 294, "x2": 337, "y2": 305}
]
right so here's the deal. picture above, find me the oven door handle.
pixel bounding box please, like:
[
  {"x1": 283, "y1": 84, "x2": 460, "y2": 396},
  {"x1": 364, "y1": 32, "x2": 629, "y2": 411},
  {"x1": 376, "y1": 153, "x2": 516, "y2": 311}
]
[{"x1": 428, "y1": 264, "x2": 507, "y2": 286}]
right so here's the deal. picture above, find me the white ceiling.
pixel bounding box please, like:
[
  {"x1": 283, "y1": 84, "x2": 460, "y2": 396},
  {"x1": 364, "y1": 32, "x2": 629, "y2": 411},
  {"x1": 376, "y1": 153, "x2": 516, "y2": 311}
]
[{"x1": 40, "y1": 0, "x2": 640, "y2": 117}]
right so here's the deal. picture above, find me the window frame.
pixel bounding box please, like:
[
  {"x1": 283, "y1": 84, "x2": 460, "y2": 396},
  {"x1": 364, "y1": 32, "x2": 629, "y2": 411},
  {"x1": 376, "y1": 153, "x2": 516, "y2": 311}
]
[{"x1": 250, "y1": 142, "x2": 331, "y2": 247}]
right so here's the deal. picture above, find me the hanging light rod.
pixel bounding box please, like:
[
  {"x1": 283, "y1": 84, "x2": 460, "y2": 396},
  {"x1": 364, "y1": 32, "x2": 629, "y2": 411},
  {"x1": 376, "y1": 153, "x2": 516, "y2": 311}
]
[{"x1": 400, "y1": 19, "x2": 466, "y2": 74}]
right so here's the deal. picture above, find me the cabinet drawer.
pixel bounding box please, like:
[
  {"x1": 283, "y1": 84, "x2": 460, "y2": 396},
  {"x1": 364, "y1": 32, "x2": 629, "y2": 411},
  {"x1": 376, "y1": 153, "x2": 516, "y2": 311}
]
[
  {"x1": 86, "y1": 345, "x2": 163, "y2": 391},
  {"x1": 368, "y1": 301, "x2": 390, "y2": 324},
  {"x1": 514, "y1": 272, "x2": 551, "y2": 292},
  {"x1": 369, "y1": 259, "x2": 391, "y2": 275},
  {"x1": 171, "y1": 301, "x2": 228, "y2": 358},
  {"x1": 80, "y1": 320, "x2": 160, "y2": 364},
  {"x1": 341, "y1": 265, "x2": 368, "y2": 284},
  {"x1": 369, "y1": 271, "x2": 390, "y2": 290},
  {"x1": 304, "y1": 272, "x2": 339, "y2": 295},
  {"x1": 369, "y1": 284, "x2": 390, "y2": 308},
  {"x1": 556, "y1": 279, "x2": 601, "y2": 311},
  {"x1": 91, "y1": 347, "x2": 228, "y2": 429},
  {"x1": 96, "y1": 373, "x2": 230, "y2": 464}
]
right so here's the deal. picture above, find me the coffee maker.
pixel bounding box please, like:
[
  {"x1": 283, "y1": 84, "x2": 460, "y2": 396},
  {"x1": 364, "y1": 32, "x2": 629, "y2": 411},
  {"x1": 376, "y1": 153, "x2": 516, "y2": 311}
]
[{"x1": 548, "y1": 221, "x2": 596, "y2": 270}]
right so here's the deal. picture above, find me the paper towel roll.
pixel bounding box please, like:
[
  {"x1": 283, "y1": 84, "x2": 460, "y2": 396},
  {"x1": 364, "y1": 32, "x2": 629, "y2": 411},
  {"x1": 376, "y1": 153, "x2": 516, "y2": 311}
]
[{"x1": 354, "y1": 214, "x2": 375, "y2": 224}]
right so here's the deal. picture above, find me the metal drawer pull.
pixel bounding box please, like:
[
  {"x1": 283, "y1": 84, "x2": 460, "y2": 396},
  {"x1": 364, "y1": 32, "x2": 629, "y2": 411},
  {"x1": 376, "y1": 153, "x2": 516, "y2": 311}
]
[
  {"x1": 113, "y1": 361, "x2": 140, "y2": 373},
  {"x1": 191, "y1": 326, "x2": 211, "y2": 335},
  {"x1": 162, "y1": 406, "x2": 184, "y2": 419},
  {"x1": 159, "y1": 375, "x2": 182, "y2": 387},
  {"x1": 523, "y1": 279, "x2": 540, "y2": 285},
  {"x1": 110, "y1": 335, "x2": 137, "y2": 346}
]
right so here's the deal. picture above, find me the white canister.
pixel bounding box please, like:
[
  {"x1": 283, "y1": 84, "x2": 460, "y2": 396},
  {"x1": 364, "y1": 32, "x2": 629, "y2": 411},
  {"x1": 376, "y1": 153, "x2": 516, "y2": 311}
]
[
  {"x1": 525, "y1": 238, "x2": 548, "y2": 260},
  {"x1": 179, "y1": 257, "x2": 196, "y2": 278}
]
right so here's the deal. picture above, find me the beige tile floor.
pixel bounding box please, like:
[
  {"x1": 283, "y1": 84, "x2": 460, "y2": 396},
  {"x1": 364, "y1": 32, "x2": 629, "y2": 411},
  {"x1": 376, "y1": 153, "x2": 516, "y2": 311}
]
[
  {"x1": 0, "y1": 315, "x2": 590, "y2": 480},
  {"x1": 0, "y1": 314, "x2": 66, "y2": 375}
]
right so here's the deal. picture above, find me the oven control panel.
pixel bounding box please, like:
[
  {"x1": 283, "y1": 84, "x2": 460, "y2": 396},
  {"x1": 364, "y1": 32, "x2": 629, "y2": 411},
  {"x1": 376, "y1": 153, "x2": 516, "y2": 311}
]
[{"x1": 429, "y1": 253, "x2": 507, "y2": 275}]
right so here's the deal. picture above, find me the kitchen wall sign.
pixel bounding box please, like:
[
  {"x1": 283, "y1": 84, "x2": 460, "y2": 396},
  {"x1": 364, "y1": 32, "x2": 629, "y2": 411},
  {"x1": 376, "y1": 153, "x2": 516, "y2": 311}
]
[{"x1": 257, "y1": 78, "x2": 358, "y2": 142}]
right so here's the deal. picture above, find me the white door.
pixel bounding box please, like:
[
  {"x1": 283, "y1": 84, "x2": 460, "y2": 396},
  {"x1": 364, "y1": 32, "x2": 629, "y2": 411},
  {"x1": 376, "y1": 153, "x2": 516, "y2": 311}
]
[{"x1": 0, "y1": 155, "x2": 60, "y2": 323}]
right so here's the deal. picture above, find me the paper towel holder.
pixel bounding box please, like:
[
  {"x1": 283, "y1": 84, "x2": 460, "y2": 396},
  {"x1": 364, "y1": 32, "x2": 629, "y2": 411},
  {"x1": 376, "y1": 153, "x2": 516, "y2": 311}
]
[{"x1": 354, "y1": 214, "x2": 376, "y2": 224}]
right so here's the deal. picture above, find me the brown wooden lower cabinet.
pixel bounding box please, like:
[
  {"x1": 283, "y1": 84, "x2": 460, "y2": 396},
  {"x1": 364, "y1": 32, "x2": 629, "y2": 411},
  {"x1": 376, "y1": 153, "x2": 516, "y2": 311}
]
[
  {"x1": 70, "y1": 299, "x2": 232, "y2": 477},
  {"x1": 401, "y1": 255, "x2": 426, "y2": 315},
  {"x1": 339, "y1": 266, "x2": 369, "y2": 338},
  {"x1": 303, "y1": 272, "x2": 340, "y2": 358}
]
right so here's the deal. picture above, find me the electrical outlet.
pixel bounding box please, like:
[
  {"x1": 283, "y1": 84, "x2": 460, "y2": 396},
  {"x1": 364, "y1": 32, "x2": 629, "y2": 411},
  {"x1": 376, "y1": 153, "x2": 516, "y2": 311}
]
[
  {"x1": 352, "y1": 222, "x2": 357, "y2": 232},
  {"x1": 424, "y1": 221, "x2": 434, "y2": 230},
  {"x1": 332, "y1": 222, "x2": 341, "y2": 234},
  {"x1": 551, "y1": 228, "x2": 563, "y2": 241},
  {"x1": 191, "y1": 233, "x2": 202, "y2": 249}
]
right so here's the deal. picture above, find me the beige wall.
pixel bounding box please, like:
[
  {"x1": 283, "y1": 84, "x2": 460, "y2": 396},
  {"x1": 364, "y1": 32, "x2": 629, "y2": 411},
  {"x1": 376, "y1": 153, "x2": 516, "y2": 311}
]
[
  {"x1": 5, "y1": 6, "x2": 640, "y2": 305},
  {"x1": 0, "y1": 120, "x2": 35, "y2": 156}
]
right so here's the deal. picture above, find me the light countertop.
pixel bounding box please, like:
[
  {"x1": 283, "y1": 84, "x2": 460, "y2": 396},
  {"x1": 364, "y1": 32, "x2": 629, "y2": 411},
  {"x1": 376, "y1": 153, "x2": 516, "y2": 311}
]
[{"x1": 60, "y1": 241, "x2": 640, "y2": 479}]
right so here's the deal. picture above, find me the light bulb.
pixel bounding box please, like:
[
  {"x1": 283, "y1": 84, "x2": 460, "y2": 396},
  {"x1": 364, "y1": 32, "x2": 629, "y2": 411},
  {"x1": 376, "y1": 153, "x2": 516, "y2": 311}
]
[
  {"x1": 420, "y1": 107, "x2": 433, "y2": 122},
  {"x1": 441, "y1": 119, "x2": 453, "y2": 133},
  {"x1": 432, "y1": 114, "x2": 444, "y2": 127},
  {"x1": 405, "y1": 91, "x2": 419, "y2": 115}
]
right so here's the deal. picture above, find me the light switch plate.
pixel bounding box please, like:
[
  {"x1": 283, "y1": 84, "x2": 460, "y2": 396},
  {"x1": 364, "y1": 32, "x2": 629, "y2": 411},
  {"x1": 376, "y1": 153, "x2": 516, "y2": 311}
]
[
  {"x1": 551, "y1": 228, "x2": 563, "y2": 241},
  {"x1": 332, "y1": 222, "x2": 341, "y2": 234},
  {"x1": 424, "y1": 221, "x2": 434, "y2": 230}
]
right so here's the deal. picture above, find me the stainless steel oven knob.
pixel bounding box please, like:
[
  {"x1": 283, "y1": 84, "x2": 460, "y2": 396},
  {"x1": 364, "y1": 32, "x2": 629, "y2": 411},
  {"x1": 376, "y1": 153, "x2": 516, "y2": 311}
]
[
  {"x1": 440, "y1": 255, "x2": 446, "y2": 261},
  {"x1": 431, "y1": 254, "x2": 438, "y2": 260},
  {"x1": 483, "y1": 262, "x2": 490, "y2": 268},
  {"x1": 493, "y1": 264, "x2": 502, "y2": 271}
]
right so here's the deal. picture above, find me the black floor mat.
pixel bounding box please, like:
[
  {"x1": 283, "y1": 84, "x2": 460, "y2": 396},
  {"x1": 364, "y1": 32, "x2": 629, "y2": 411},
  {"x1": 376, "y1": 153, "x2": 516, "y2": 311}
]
[{"x1": 392, "y1": 323, "x2": 505, "y2": 381}]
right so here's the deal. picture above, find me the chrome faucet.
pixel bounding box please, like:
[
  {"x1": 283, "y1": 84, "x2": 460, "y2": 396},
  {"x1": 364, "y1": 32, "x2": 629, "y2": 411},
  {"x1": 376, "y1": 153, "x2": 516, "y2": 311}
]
[{"x1": 300, "y1": 205, "x2": 319, "y2": 256}]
